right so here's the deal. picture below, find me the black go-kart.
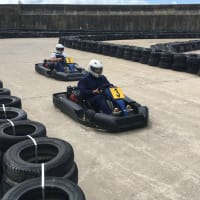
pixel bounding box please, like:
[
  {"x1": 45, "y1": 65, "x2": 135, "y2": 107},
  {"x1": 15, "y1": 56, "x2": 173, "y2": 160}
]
[
  {"x1": 35, "y1": 57, "x2": 87, "y2": 81},
  {"x1": 53, "y1": 85, "x2": 148, "y2": 132}
]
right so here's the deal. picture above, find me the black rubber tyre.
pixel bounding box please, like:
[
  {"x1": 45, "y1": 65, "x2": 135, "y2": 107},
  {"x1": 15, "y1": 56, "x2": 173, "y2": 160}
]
[
  {"x1": 186, "y1": 55, "x2": 200, "y2": 74},
  {"x1": 123, "y1": 47, "x2": 134, "y2": 60},
  {"x1": 132, "y1": 47, "x2": 143, "y2": 62},
  {"x1": 139, "y1": 48, "x2": 151, "y2": 64},
  {"x1": 148, "y1": 51, "x2": 161, "y2": 66},
  {"x1": 102, "y1": 44, "x2": 110, "y2": 55},
  {"x1": 109, "y1": 44, "x2": 118, "y2": 57},
  {"x1": 0, "y1": 107, "x2": 27, "y2": 124},
  {"x1": 0, "y1": 149, "x2": 2, "y2": 177},
  {"x1": 1, "y1": 177, "x2": 85, "y2": 200},
  {"x1": 158, "y1": 52, "x2": 174, "y2": 69},
  {"x1": 3, "y1": 137, "x2": 74, "y2": 182},
  {"x1": 0, "y1": 120, "x2": 47, "y2": 152},
  {"x1": 0, "y1": 80, "x2": 3, "y2": 88},
  {"x1": 198, "y1": 68, "x2": 200, "y2": 76},
  {"x1": 172, "y1": 54, "x2": 186, "y2": 71},
  {"x1": 115, "y1": 46, "x2": 125, "y2": 58},
  {"x1": 0, "y1": 95, "x2": 21, "y2": 108},
  {"x1": 0, "y1": 88, "x2": 11, "y2": 96},
  {"x1": 1, "y1": 161, "x2": 78, "y2": 195}
]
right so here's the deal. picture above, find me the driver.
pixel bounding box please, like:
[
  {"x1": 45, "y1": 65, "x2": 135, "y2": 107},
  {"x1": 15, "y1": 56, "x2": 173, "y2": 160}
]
[
  {"x1": 78, "y1": 59, "x2": 113, "y2": 114},
  {"x1": 49, "y1": 43, "x2": 66, "y2": 72}
]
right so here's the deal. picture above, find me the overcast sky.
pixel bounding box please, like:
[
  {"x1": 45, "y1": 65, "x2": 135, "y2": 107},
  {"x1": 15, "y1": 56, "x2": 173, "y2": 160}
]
[{"x1": 0, "y1": 0, "x2": 200, "y2": 4}]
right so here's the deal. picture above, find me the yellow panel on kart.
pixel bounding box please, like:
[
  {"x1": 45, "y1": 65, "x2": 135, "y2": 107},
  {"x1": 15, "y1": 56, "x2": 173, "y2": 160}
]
[
  {"x1": 66, "y1": 57, "x2": 74, "y2": 64},
  {"x1": 109, "y1": 87, "x2": 125, "y2": 99}
]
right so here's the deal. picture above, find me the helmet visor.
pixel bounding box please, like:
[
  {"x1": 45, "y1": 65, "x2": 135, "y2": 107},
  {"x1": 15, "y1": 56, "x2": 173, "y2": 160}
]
[
  {"x1": 57, "y1": 48, "x2": 64, "y2": 51},
  {"x1": 91, "y1": 66, "x2": 102, "y2": 75}
]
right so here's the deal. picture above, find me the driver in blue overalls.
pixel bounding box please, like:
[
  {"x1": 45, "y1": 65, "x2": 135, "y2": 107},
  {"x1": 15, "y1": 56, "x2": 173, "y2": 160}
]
[
  {"x1": 78, "y1": 59, "x2": 112, "y2": 114},
  {"x1": 78, "y1": 59, "x2": 130, "y2": 115}
]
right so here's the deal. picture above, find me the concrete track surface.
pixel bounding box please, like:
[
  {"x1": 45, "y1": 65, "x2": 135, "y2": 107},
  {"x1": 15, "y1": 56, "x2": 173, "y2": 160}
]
[{"x1": 0, "y1": 38, "x2": 200, "y2": 200}]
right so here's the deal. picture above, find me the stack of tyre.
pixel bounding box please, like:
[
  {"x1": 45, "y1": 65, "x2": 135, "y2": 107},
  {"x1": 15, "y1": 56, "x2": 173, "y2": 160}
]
[{"x1": 0, "y1": 80, "x2": 85, "y2": 200}]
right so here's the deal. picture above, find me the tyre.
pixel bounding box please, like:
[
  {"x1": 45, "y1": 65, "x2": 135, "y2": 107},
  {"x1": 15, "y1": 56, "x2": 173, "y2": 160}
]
[
  {"x1": 109, "y1": 44, "x2": 118, "y2": 57},
  {"x1": 0, "y1": 95, "x2": 21, "y2": 108},
  {"x1": 0, "y1": 80, "x2": 3, "y2": 88},
  {"x1": 0, "y1": 150, "x2": 2, "y2": 177},
  {"x1": 148, "y1": 51, "x2": 161, "y2": 66},
  {"x1": 116, "y1": 46, "x2": 125, "y2": 58},
  {"x1": 96, "y1": 43, "x2": 104, "y2": 54},
  {"x1": 198, "y1": 68, "x2": 200, "y2": 76},
  {"x1": 3, "y1": 137, "x2": 74, "y2": 182},
  {"x1": 158, "y1": 52, "x2": 174, "y2": 69},
  {"x1": 0, "y1": 107, "x2": 27, "y2": 124},
  {"x1": 132, "y1": 47, "x2": 143, "y2": 62},
  {"x1": 0, "y1": 88, "x2": 11, "y2": 96},
  {"x1": 1, "y1": 177, "x2": 85, "y2": 200},
  {"x1": 1, "y1": 161, "x2": 78, "y2": 195},
  {"x1": 139, "y1": 48, "x2": 151, "y2": 64},
  {"x1": 102, "y1": 44, "x2": 110, "y2": 55},
  {"x1": 0, "y1": 120, "x2": 47, "y2": 152},
  {"x1": 172, "y1": 54, "x2": 186, "y2": 71},
  {"x1": 123, "y1": 47, "x2": 134, "y2": 60},
  {"x1": 186, "y1": 54, "x2": 200, "y2": 74}
]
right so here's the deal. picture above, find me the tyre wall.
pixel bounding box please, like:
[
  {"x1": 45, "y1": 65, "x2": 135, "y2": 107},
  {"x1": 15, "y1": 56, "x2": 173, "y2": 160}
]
[{"x1": 1, "y1": 4, "x2": 200, "y2": 32}]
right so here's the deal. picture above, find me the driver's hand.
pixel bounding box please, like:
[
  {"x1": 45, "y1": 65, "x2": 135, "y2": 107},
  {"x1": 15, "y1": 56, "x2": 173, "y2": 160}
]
[{"x1": 92, "y1": 88, "x2": 99, "y2": 94}]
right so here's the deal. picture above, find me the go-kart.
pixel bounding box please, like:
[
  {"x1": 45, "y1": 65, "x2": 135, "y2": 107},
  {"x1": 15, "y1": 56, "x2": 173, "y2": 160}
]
[
  {"x1": 53, "y1": 84, "x2": 148, "y2": 132},
  {"x1": 35, "y1": 57, "x2": 87, "y2": 81}
]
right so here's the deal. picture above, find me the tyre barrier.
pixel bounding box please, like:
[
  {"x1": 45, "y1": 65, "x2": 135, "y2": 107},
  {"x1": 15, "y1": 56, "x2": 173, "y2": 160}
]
[
  {"x1": 0, "y1": 95, "x2": 22, "y2": 108},
  {"x1": 158, "y1": 52, "x2": 174, "y2": 69},
  {"x1": 0, "y1": 107, "x2": 27, "y2": 125},
  {"x1": 89, "y1": 41, "x2": 98, "y2": 53},
  {"x1": 1, "y1": 137, "x2": 75, "y2": 196},
  {"x1": 139, "y1": 48, "x2": 152, "y2": 64},
  {"x1": 71, "y1": 39, "x2": 79, "y2": 49},
  {"x1": 0, "y1": 150, "x2": 2, "y2": 197},
  {"x1": 1, "y1": 161, "x2": 78, "y2": 195},
  {"x1": 109, "y1": 44, "x2": 118, "y2": 57},
  {"x1": 148, "y1": 51, "x2": 162, "y2": 66},
  {"x1": 123, "y1": 46, "x2": 134, "y2": 60},
  {"x1": 0, "y1": 149, "x2": 2, "y2": 177},
  {"x1": 60, "y1": 34, "x2": 200, "y2": 76},
  {"x1": 84, "y1": 41, "x2": 91, "y2": 52},
  {"x1": 0, "y1": 88, "x2": 11, "y2": 96},
  {"x1": 3, "y1": 137, "x2": 74, "y2": 182},
  {"x1": 102, "y1": 44, "x2": 110, "y2": 56},
  {"x1": 96, "y1": 42, "x2": 104, "y2": 54},
  {"x1": 0, "y1": 81, "x2": 3, "y2": 88},
  {"x1": 0, "y1": 82, "x2": 83, "y2": 199},
  {"x1": 116, "y1": 45, "x2": 126, "y2": 58},
  {"x1": 150, "y1": 40, "x2": 200, "y2": 53},
  {"x1": 79, "y1": 40, "x2": 87, "y2": 51},
  {"x1": 132, "y1": 47, "x2": 143, "y2": 62},
  {"x1": 1, "y1": 177, "x2": 85, "y2": 200},
  {"x1": 172, "y1": 54, "x2": 187, "y2": 71},
  {"x1": 186, "y1": 54, "x2": 200, "y2": 74},
  {"x1": 0, "y1": 120, "x2": 47, "y2": 152}
]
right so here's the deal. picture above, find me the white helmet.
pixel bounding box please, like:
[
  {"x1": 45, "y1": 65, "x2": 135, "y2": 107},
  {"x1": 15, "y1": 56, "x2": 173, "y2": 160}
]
[
  {"x1": 88, "y1": 59, "x2": 103, "y2": 78},
  {"x1": 56, "y1": 43, "x2": 64, "y2": 54}
]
